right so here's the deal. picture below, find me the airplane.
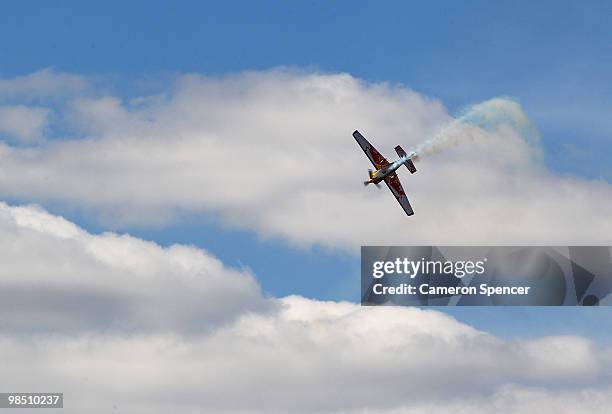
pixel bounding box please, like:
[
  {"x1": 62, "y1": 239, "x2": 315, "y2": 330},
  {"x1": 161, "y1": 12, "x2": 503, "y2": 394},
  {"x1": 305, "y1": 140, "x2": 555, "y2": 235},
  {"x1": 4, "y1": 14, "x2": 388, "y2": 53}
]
[{"x1": 353, "y1": 130, "x2": 418, "y2": 217}]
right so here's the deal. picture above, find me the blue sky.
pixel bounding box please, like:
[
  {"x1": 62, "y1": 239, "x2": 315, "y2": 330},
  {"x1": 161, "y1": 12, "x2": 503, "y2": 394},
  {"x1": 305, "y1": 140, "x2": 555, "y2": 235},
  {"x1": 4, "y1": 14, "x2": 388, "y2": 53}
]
[
  {"x1": 2, "y1": 1, "x2": 611, "y2": 340},
  {"x1": 3, "y1": 1, "x2": 610, "y2": 178}
]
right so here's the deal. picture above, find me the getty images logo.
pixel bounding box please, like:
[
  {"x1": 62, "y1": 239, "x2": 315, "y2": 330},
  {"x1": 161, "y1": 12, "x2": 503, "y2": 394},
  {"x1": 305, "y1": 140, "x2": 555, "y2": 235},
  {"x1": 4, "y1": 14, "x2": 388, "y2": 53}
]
[{"x1": 372, "y1": 257, "x2": 488, "y2": 279}]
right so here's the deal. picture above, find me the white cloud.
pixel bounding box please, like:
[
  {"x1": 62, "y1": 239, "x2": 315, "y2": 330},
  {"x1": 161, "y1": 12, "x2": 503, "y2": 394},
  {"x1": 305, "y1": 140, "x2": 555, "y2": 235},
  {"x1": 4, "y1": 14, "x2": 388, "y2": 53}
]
[
  {"x1": 0, "y1": 296, "x2": 610, "y2": 413},
  {"x1": 0, "y1": 68, "x2": 91, "y2": 101},
  {"x1": 0, "y1": 202, "x2": 611, "y2": 413},
  {"x1": 0, "y1": 202, "x2": 268, "y2": 334},
  {"x1": 0, "y1": 69, "x2": 610, "y2": 248},
  {"x1": 0, "y1": 105, "x2": 49, "y2": 143}
]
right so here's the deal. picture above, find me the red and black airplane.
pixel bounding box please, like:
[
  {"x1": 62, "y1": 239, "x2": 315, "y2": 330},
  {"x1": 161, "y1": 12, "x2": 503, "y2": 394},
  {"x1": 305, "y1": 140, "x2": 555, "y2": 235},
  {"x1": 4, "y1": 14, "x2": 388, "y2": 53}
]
[{"x1": 353, "y1": 130, "x2": 418, "y2": 217}]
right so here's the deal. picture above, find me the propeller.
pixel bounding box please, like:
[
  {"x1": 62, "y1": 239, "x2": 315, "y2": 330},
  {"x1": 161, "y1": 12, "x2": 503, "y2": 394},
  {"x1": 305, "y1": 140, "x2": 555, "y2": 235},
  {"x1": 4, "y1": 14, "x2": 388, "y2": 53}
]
[{"x1": 364, "y1": 169, "x2": 382, "y2": 188}]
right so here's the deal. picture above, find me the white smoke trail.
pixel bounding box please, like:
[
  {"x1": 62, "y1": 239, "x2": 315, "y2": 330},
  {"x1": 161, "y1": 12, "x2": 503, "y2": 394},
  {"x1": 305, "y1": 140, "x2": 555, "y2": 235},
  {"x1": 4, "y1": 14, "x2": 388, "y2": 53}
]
[{"x1": 412, "y1": 97, "x2": 539, "y2": 160}]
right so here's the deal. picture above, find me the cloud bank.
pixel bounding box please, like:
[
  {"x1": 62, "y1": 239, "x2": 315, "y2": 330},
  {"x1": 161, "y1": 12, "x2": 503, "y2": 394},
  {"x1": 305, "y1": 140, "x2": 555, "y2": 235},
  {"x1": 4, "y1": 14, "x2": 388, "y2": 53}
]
[
  {"x1": 0, "y1": 69, "x2": 610, "y2": 248},
  {"x1": 0, "y1": 202, "x2": 611, "y2": 413},
  {"x1": 0, "y1": 202, "x2": 267, "y2": 334}
]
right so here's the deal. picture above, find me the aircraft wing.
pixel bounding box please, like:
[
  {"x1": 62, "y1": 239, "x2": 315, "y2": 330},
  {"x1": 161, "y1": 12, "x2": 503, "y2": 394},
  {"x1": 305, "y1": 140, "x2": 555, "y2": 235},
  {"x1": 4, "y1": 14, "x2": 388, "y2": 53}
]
[
  {"x1": 384, "y1": 173, "x2": 415, "y2": 216},
  {"x1": 353, "y1": 130, "x2": 388, "y2": 169}
]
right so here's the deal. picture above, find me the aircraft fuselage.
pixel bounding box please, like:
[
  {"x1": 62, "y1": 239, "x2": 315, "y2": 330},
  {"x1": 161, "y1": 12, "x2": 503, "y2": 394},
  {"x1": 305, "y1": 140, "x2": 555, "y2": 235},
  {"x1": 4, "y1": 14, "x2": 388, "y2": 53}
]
[{"x1": 366, "y1": 153, "x2": 416, "y2": 184}]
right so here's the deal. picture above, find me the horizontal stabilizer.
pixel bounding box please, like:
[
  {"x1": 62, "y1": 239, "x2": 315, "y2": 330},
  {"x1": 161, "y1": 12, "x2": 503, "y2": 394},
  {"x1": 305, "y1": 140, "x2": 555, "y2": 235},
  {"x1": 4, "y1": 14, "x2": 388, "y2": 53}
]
[
  {"x1": 394, "y1": 145, "x2": 407, "y2": 158},
  {"x1": 395, "y1": 145, "x2": 417, "y2": 174},
  {"x1": 405, "y1": 159, "x2": 417, "y2": 174}
]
